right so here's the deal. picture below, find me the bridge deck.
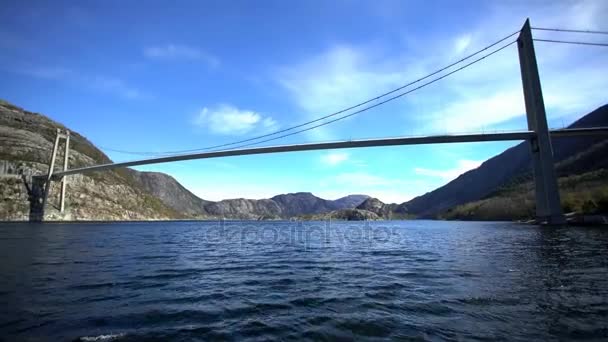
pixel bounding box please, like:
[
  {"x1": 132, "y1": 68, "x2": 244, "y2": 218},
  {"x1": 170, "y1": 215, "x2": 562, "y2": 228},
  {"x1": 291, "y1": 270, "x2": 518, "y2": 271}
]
[{"x1": 48, "y1": 127, "x2": 608, "y2": 178}]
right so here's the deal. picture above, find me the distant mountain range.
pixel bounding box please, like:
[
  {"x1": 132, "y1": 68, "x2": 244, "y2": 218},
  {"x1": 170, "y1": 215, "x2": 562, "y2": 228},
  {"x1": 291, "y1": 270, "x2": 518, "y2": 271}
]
[
  {"x1": 1, "y1": 98, "x2": 606, "y2": 221},
  {"x1": 134, "y1": 171, "x2": 370, "y2": 219}
]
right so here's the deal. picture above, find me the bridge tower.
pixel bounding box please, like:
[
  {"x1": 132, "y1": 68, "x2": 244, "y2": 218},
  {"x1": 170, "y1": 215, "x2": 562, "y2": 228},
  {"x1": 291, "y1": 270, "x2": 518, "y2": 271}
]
[
  {"x1": 517, "y1": 19, "x2": 565, "y2": 225},
  {"x1": 42, "y1": 128, "x2": 71, "y2": 213}
]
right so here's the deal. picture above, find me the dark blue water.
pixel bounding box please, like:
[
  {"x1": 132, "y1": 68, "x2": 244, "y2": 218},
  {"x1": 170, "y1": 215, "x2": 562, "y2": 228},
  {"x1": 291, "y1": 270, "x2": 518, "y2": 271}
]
[{"x1": 1, "y1": 221, "x2": 607, "y2": 341}]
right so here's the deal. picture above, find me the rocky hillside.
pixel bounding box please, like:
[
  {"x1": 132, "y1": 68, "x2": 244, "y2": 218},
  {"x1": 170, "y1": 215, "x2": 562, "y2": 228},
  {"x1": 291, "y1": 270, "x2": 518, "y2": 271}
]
[
  {"x1": 0, "y1": 100, "x2": 181, "y2": 221},
  {"x1": 131, "y1": 171, "x2": 212, "y2": 218},
  {"x1": 404, "y1": 104, "x2": 608, "y2": 218},
  {"x1": 442, "y1": 141, "x2": 608, "y2": 221}
]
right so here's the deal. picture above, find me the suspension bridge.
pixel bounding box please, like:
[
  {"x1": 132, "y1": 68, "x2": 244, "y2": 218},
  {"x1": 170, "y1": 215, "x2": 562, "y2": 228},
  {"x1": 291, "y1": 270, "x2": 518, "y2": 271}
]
[{"x1": 40, "y1": 19, "x2": 608, "y2": 225}]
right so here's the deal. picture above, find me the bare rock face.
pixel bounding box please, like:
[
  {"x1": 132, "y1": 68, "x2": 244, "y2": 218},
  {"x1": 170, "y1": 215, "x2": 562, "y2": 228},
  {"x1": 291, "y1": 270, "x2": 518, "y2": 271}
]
[
  {"x1": 357, "y1": 197, "x2": 385, "y2": 211},
  {"x1": 0, "y1": 100, "x2": 181, "y2": 221},
  {"x1": 355, "y1": 197, "x2": 409, "y2": 219}
]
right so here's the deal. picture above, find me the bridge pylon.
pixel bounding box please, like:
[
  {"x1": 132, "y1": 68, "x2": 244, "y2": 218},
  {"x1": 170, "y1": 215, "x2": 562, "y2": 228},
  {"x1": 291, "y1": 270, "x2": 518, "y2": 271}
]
[
  {"x1": 42, "y1": 128, "x2": 71, "y2": 214},
  {"x1": 517, "y1": 19, "x2": 565, "y2": 225}
]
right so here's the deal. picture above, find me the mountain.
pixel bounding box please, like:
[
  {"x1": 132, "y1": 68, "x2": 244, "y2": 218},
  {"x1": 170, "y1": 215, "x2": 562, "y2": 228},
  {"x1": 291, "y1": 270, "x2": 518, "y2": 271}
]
[
  {"x1": 356, "y1": 197, "x2": 394, "y2": 218},
  {"x1": 405, "y1": 104, "x2": 608, "y2": 218},
  {"x1": 132, "y1": 173, "x2": 368, "y2": 220},
  {"x1": 132, "y1": 171, "x2": 211, "y2": 218},
  {"x1": 270, "y1": 192, "x2": 336, "y2": 217},
  {"x1": 132, "y1": 177, "x2": 369, "y2": 219}
]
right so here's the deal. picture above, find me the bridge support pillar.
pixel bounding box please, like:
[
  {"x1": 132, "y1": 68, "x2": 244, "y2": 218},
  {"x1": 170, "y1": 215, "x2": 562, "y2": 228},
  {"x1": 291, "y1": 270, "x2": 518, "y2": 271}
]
[
  {"x1": 42, "y1": 128, "x2": 71, "y2": 215},
  {"x1": 59, "y1": 130, "x2": 70, "y2": 212},
  {"x1": 517, "y1": 19, "x2": 565, "y2": 225}
]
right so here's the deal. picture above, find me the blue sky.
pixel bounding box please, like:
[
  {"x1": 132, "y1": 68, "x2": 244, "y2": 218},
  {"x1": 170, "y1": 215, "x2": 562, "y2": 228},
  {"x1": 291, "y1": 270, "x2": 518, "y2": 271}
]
[{"x1": 1, "y1": 0, "x2": 607, "y2": 203}]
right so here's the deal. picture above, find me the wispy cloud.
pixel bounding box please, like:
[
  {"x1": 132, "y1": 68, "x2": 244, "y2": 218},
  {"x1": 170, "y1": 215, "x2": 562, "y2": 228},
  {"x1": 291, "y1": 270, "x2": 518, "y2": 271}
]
[
  {"x1": 194, "y1": 104, "x2": 278, "y2": 135},
  {"x1": 452, "y1": 34, "x2": 473, "y2": 56},
  {"x1": 320, "y1": 152, "x2": 349, "y2": 166},
  {"x1": 414, "y1": 159, "x2": 482, "y2": 181},
  {"x1": 427, "y1": 90, "x2": 525, "y2": 132},
  {"x1": 276, "y1": 45, "x2": 408, "y2": 139},
  {"x1": 87, "y1": 75, "x2": 144, "y2": 99},
  {"x1": 13, "y1": 66, "x2": 73, "y2": 80},
  {"x1": 5, "y1": 64, "x2": 146, "y2": 100},
  {"x1": 275, "y1": 0, "x2": 608, "y2": 139},
  {"x1": 144, "y1": 44, "x2": 219, "y2": 68}
]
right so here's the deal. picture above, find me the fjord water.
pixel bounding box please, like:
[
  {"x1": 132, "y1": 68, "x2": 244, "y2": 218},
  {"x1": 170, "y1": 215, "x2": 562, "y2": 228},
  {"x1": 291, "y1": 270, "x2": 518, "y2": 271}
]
[{"x1": 1, "y1": 221, "x2": 607, "y2": 341}]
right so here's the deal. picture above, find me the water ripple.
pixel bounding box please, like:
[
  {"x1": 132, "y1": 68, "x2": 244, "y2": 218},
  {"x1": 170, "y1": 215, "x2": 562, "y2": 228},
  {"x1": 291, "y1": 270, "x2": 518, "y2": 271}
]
[{"x1": 1, "y1": 221, "x2": 607, "y2": 341}]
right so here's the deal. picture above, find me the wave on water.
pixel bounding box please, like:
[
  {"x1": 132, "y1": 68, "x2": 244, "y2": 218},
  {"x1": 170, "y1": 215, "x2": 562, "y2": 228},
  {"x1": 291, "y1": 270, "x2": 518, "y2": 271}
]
[{"x1": 77, "y1": 333, "x2": 125, "y2": 341}]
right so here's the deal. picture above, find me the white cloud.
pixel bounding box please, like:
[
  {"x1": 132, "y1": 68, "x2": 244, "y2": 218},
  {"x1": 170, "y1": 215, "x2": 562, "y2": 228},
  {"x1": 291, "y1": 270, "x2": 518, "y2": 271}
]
[
  {"x1": 320, "y1": 152, "x2": 349, "y2": 166},
  {"x1": 144, "y1": 44, "x2": 219, "y2": 67},
  {"x1": 415, "y1": 159, "x2": 482, "y2": 181},
  {"x1": 194, "y1": 104, "x2": 278, "y2": 135},
  {"x1": 453, "y1": 34, "x2": 472, "y2": 56}
]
